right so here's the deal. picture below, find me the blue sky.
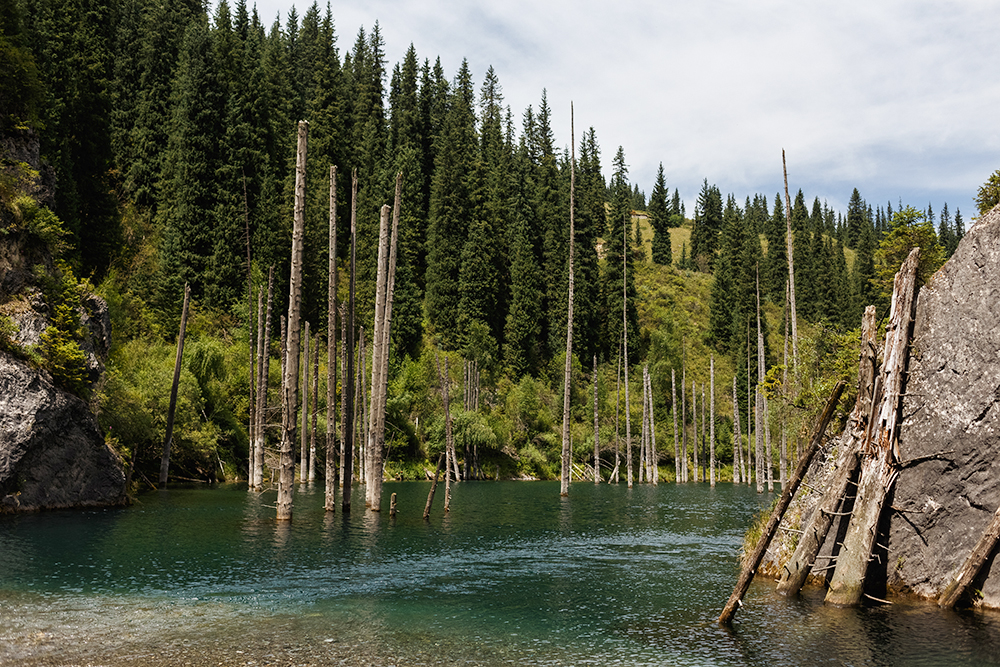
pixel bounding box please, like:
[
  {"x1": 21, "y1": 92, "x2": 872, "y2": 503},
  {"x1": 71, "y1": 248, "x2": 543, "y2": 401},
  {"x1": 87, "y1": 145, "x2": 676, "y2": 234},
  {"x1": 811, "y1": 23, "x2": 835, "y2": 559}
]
[{"x1": 235, "y1": 0, "x2": 999, "y2": 222}]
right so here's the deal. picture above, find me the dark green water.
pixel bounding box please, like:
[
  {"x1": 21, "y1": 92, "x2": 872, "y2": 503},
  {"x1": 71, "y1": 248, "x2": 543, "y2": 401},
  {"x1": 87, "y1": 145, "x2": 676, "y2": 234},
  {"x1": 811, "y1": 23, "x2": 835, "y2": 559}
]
[{"x1": 2, "y1": 482, "x2": 1000, "y2": 666}]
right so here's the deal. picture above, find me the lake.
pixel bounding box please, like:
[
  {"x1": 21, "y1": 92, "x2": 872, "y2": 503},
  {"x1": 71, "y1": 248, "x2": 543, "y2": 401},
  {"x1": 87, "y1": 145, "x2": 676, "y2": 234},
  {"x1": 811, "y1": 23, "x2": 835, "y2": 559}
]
[{"x1": 2, "y1": 481, "x2": 999, "y2": 666}]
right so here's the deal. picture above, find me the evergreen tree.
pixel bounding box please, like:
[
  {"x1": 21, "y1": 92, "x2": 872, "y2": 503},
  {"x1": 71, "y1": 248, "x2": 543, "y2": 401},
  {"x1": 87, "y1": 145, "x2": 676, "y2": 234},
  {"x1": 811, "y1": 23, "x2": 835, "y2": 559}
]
[
  {"x1": 602, "y1": 146, "x2": 638, "y2": 363},
  {"x1": 648, "y1": 162, "x2": 671, "y2": 265},
  {"x1": 573, "y1": 127, "x2": 603, "y2": 363},
  {"x1": 690, "y1": 179, "x2": 722, "y2": 270},
  {"x1": 938, "y1": 202, "x2": 956, "y2": 259},
  {"x1": 851, "y1": 219, "x2": 878, "y2": 320},
  {"x1": 670, "y1": 188, "x2": 684, "y2": 226},
  {"x1": 762, "y1": 192, "x2": 787, "y2": 303},
  {"x1": 426, "y1": 59, "x2": 476, "y2": 349},
  {"x1": 504, "y1": 143, "x2": 543, "y2": 376}
]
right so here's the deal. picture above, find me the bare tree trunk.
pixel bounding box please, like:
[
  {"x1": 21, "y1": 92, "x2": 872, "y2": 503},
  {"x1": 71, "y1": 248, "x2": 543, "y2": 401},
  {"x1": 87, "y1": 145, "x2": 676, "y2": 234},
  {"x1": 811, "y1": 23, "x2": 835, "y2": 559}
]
[
  {"x1": 560, "y1": 104, "x2": 576, "y2": 497},
  {"x1": 357, "y1": 326, "x2": 367, "y2": 487},
  {"x1": 339, "y1": 304, "x2": 347, "y2": 488},
  {"x1": 825, "y1": 248, "x2": 920, "y2": 607},
  {"x1": 782, "y1": 149, "x2": 799, "y2": 380},
  {"x1": 648, "y1": 367, "x2": 657, "y2": 485},
  {"x1": 300, "y1": 321, "x2": 310, "y2": 484},
  {"x1": 160, "y1": 282, "x2": 191, "y2": 486},
  {"x1": 672, "y1": 368, "x2": 680, "y2": 484},
  {"x1": 701, "y1": 382, "x2": 706, "y2": 482},
  {"x1": 778, "y1": 305, "x2": 878, "y2": 596},
  {"x1": 639, "y1": 365, "x2": 648, "y2": 484},
  {"x1": 747, "y1": 323, "x2": 753, "y2": 487},
  {"x1": 435, "y1": 349, "x2": 454, "y2": 513},
  {"x1": 309, "y1": 336, "x2": 318, "y2": 483},
  {"x1": 692, "y1": 379, "x2": 698, "y2": 482},
  {"x1": 423, "y1": 453, "x2": 445, "y2": 520},
  {"x1": 254, "y1": 267, "x2": 274, "y2": 490},
  {"x1": 939, "y1": 505, "x2": 1000, "y2": 608},
  {"x1": 325, "y1": 166, "x2": 338, "y2": 511},
  {"x1": 613, "y1": 340, "x2": 621, "y2": 483},
  {"x1": 341, "y1": 169, "x2": 357, "y2": 514},
  {"x1": 756, "y1": 267, "x2": 772, "y2": 492},
  {"x1": 250, "y1": 286, "x2": 263, "y2": 485},
  {"x1": 732, "y1": 376, "x2": 742, "y2": 484},
  {"x1": 681, "y1": 352, "x2": 688, "y2": 483},
  {"x1": 780, "y1": 283, "x2": 790, "y2": 489},
  {"x1": 366, "y1": 202, "x2": 391, "y2": 508},
  {"x1": 594, "y1": 355, "x2": 600, "y2": 484},
  {"x1": 278, "y1": 120, "x2": 308, "y2": 522},
  {"x1": 719, "y1": 380, "x2": 845, "y2": 626},
  {"x1": 710, "y1": 355, "x2": 715, "y2": 487},
  {"x1": 623, "y1": 210, "x2": 632, "y2": 489}
]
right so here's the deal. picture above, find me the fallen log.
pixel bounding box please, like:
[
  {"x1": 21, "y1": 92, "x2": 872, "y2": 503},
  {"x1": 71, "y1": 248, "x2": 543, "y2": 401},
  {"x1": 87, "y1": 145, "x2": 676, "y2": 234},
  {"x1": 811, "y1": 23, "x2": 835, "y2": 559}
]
[
  {"x1": 938, "y1": 504, "x2": 1000, "y2": 608},
  {"x1": 777, "y1": 305, "x2": 878, "y2": 596},
  {"x1": 825, "y1": 248, "x2": 920, "y2": 607},
  {"x1": 718, "y1": 379, "x2": 845, "y2": 626}
]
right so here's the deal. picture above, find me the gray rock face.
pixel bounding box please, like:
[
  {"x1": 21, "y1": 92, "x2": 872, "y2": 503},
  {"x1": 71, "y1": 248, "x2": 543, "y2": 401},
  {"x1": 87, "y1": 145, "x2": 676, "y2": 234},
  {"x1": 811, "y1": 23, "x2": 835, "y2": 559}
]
[
  {"x1": 0, "y1": 354, "x2": 125, "y2": 512},
  {"x1": 888, "y1": 204, "x2": 1000, "y2": 605}
]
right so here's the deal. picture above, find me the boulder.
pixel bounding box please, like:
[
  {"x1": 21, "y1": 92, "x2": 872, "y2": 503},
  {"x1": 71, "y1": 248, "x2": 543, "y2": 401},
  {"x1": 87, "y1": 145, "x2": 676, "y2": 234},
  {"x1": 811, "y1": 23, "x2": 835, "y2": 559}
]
[
  {"x1": 0, "y1": 353, "x2": 125, "y2": 512},
  {"x1": 888, "y1": 204, "x2": 1000, "y2": 605}
]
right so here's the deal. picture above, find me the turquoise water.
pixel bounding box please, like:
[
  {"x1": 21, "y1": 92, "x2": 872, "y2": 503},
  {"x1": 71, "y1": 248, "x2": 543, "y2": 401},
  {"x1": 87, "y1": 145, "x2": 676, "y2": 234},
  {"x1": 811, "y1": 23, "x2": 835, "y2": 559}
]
[{"x1": 2, "y1": 481, "x2": 1000, "y2": 666}]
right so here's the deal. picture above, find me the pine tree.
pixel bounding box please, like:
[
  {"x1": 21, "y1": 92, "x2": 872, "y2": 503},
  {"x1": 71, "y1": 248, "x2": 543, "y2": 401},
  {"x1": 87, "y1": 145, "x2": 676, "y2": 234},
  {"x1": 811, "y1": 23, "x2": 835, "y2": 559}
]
[
  {"x1": 602, "y1": 146, "x2": 638, "y2": 363},
  {"x1": 649, "y1": 163, "x2": 672, "y2": 265},
  {"x1": 762, "y1": 193, "x2": 787, "y2": 302},
  {"x1": 690, "y1": 179, "x2": 722, "y2": 270},
  {"x1": 573, "y1": 127, "x2": 604, "y2": 363},
  {"x1": 504, "y1": 143, "x2": 543, "y2": 376}
]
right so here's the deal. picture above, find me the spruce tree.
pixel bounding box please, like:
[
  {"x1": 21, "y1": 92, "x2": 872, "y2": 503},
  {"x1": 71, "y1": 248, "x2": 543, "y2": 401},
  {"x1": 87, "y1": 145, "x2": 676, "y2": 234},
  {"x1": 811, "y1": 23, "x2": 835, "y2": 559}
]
[
  {"x1": 690, "y1": 179, "x2": 722, "y2": 270},
  {"x1": 573, "y1": 127, "x2": 604, "y2": 363},
  {"x1": 648, "y1": 163, "x2": 672, "y2": 265},
  {"x1": 602, "y1": 146, "x2": 638, "y2": 363},
  {"x1": 762, "y1": 193, "x2": 787, "y2": 302},
  {"x1": 504, "y1": 143, "x2": 543, "y2": 376}
]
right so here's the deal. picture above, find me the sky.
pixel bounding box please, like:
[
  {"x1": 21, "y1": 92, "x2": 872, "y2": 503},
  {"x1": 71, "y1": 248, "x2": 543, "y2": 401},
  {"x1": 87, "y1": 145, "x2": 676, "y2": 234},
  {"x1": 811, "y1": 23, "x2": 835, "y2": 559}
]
[{"x1": 236, "y1": 0, "x2": 1000, "y2": 221}]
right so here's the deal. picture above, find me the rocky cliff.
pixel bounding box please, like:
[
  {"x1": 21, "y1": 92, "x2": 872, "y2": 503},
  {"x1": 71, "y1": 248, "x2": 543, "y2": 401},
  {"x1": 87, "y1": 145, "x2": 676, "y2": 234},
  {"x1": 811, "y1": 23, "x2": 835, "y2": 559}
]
[{"x1": 763, "y1": 204, "x2": 1000, "y2": 608}]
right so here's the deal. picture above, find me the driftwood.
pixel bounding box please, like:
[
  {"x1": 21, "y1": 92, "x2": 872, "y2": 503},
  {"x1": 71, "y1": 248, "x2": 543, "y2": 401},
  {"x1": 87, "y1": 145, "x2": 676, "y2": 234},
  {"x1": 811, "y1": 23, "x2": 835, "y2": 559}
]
[
  {"x1": 938, "y1": 505, "x2": 1000, "y2": 608},
  {"x1": 777, "y1": 305, "x2": 878, "y2": 596},
  {"x1": 718, "y1": 379, "x2": 845, "y2": 626},
  {"x1": 423, "y1": 453, "x2": 446, "y2": 520},
  {"x1": 825, "y1": 248, "x2": 920, "y2": 607}
]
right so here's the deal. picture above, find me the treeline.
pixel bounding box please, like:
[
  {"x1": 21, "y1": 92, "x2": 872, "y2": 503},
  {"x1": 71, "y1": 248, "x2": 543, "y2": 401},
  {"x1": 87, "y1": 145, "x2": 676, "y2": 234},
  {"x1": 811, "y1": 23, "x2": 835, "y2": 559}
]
[{"x1": 2, "y1": 0, "x2": 980, "y2": 486}]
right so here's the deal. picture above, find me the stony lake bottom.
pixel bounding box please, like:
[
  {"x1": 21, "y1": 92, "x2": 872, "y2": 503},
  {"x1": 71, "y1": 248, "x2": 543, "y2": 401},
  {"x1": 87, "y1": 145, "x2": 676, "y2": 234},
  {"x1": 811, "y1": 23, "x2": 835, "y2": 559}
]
[{"x1": 2, "y1": 481, "x2": 1000, "y2": 666}]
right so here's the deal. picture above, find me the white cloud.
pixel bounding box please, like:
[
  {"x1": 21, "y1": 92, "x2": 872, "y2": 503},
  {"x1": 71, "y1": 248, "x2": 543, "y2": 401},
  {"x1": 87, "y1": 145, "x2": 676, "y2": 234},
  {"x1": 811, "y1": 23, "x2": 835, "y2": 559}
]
[{"x1": 238, "y1": 0, "x2": 1000, "y2": 216}]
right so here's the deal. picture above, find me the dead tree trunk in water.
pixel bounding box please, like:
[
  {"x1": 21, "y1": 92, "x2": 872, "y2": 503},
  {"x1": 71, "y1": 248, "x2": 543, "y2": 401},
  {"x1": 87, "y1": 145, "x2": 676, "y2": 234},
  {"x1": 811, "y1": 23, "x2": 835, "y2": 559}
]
[
  {"x1": 825, "y1": 248, "x2": 920, "y2": 607},
  {"x1": 250, "y1": 287, "x2": 263, "y2": 485},
  {"x1": 341, "y1": 169, "x2": 357, "y2": 513},
  {"x1": 278, "y1": 120, "x2": 308, "y2": 522},
  {"x1": 623, "y1": 210, "x2": 632, "y2": 489},
  {"x1": 778, "y1": 305, "x2": 878, "y2": 596},
  {"x1": 160, "y1": 282, "x2": 191, "y2": 486},
  {"x1": 613, "y1": 341, "x2": 621, "y2": 483},
  {"x1": 719, "y1": 380, "x2": 845, "y2": 626},
  {"x1": 366, "y1": 204, "x2": 391, "y2": 508},
  {"x1": 709, "y1": 355, "x2": 715, "y2": 487},
  {"x1": 423, "y1": 453, "x2": 446, "y2": 520},
  {"x1": 672, "y1": 368, "x2": 680, "y2": 484},
  {"x1": 435, "y1": 349, "x2": 454, "y2": 513},
  {"x1": 939, "y1": 505, "x2": 1000, "y2": 608},
  {"x1": 593, "y1": 355, "x2": 600, "y2": 484},
  {"x1": 681, "y1": 353, "x2": 688, "y2": 482},
  {"x1": 648, "y1": 367, "x2": 658, "y2": 485},
  {"x1": 692, "y1": 379, "x2": 698, "y2": 482},
  {"x1": 254, "y1": 267, "x2": 274, "y2": 490},
  {"x1": 300, "y1": 321, "x2": 310, "y2": 483},
  {"x1": 732, "y1": 376, "x2": 743, "y2": 484},
  {"x1": 325, "y1": 166, "x2": 338, "y2": 511},
  {"x1": 309, "y1": 337, "x2": 318, "y2": 483},
  {"x1": 560, "y1": 103, "x2": 576, "y2": 497}
]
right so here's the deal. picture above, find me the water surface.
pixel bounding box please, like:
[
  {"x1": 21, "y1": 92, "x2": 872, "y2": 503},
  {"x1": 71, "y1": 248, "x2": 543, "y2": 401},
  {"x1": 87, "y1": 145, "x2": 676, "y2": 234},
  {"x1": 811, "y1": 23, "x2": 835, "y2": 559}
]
[{"x1": 2, "y1": 481, "x2": 999, "y2": 666}]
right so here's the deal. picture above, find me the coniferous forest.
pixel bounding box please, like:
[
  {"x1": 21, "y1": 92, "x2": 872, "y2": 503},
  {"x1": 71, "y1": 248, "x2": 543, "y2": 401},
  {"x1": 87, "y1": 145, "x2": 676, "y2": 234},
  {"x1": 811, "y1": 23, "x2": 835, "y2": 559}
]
[{"x1": 3, "y1": 0, "x2": 992, "y2": 493}]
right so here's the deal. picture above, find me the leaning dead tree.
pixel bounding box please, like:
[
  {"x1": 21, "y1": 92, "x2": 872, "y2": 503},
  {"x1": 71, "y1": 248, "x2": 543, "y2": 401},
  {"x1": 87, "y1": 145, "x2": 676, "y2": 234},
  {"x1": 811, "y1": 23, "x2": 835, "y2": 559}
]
[
  {"x1": 160, "y1": 282, "x2": 191, "y2": 486},
  {"x1": 939, "y1": 503, "x2": 1000, "y2": 608},
  {"x1": 325, "y1": 166, "x2": 338, "y2": 512},
  {"x1": 278, "y1": 120, "x2": 308, "y2": 522},
  {"x1": 825, "y1": 248, "x2": 921, "y2": 607},
  {"x1": 777, "y1": 305, "x2": 878, "y2": 596},
  {"x1": 560, "y1": 103, "x2": 576, "y2": 497},
  {"x1": 719, "y1": 380, "x2": 845, "y2": 626}
]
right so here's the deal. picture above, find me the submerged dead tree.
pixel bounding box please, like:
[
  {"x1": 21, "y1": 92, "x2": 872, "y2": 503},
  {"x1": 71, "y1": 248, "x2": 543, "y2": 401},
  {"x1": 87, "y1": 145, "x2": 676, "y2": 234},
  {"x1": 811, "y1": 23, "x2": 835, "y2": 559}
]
[
  {"x1": 709, "y1": 355, "x2": 715, "y2": 487},
  {"x1": 253, "y1": 267, "x2": 274, "y2": 490},
  {"x1": 341, "y1": 169, "x2": 357, "y2": 514},
  {"x1": 160, "y1": 282, "x2": 191, "y2": 486},
  {"x1": 560, "y1": 103, "x2": 576, "y2": 497},
  {"x1": 719, "y1": 380, "x2": 845, "y2": 626},
  {"x1": 778, "y1": 305, "x2": 878, "y2": 596},
  {"x1": 623, "y1": 211, "x2": 633, "y2": 489},
  {"x1": 594, "y1": 355, "x2": 600, "y2": 484},
  {"x1": 672, "y1": 368, "x2": 680, "y2": 484},
  {"x1": 300, "y1": 321, "x2": 310, "y2": 483},
  {"x1": 278, "y1": 120, "x2": 308, "y2": 522},
  {"x1": 732, "y1": 376, "x2": 743, "y2": 484},
  {"x1": 825, "y1": 248, "x2": 920, "y2": 607},
  {"x1": 435, "y1": 349, "x2": 454, "y2": 513},
  {"x1": 325, "y1": 166, "x2": 338, "y2": 511}
]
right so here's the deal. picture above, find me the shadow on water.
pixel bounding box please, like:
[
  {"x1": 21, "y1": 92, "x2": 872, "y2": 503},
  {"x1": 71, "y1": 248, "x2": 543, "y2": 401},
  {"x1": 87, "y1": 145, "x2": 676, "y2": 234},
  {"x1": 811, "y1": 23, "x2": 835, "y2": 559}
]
[{"x1": 2, "y1": 481, "x2": 1000, "y2": 665}]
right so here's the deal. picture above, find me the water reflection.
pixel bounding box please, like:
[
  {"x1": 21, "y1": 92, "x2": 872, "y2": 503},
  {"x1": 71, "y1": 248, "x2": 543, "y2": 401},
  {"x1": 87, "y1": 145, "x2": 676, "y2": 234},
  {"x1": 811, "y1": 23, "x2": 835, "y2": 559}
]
[{"x1": 2, "y1": 482, "x2": 1000, "y2": 666}]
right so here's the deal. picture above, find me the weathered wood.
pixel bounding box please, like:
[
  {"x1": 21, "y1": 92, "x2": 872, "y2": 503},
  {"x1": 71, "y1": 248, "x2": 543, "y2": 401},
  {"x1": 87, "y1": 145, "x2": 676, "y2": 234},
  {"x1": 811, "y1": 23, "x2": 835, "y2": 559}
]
[
  {"x1": 325, "y1": 166, "x2": 338, "y2": 512},
  {"x1": 254, "y1": 266, "x2": 274, "y2": 490},
  {"x1": 250, "y1": 286, "x2": 263, "y2": 486},
  {"x1": 366, "y1": 204, "x2": 390, "y2": 506},
  {"x1": 681, "y1": 353, "x2": 688, "y2": 482},
  {"x1": 709, "y1": 355, "x2": 715, "y2": 487},
  {"x1": 561, "y1": 103, "x2": 576, "y2": 497},
  {"x1": 389, "y1": 492, "x2": 397, "y2": 518},
  {"x1": 718, "y1": 379, "x2": 845, "y2": 626},
  {"x1": 649, "y1": 367, "x2": 658, "y2": 485},
  {"x1": 278, "y1": 120, "x2": 308, "y2": 521},
  {"x1": 423, "y1": 453, "x2": 445, "y2": 520},
  {"x1": 782, "y1": 149, "x2": 798, "y2": 380},
  {"x1": 672, "y1": 368, "x2": 680, "y2": 484},
  {"x1": 300, "y1": 322, "x2": 310, "y2": 484},
  {"x1": 594, "y1": 355, "x2": 601, "y2": 484},
  {"x1": 613, "y1": 340, "x2": 621, "y2": 483},
  {"x1": 825, "y1": 248, "x2": 920, "y2": 607},
  {"x1": 732, "y1": 376, "x2": 742, "y2": 484},
  {"x1": 939, "y1": 505, "x2": 1000, "y2": 608},
  {"x1": 160, "y1": 282, "x2": 190, "y2": 486},
  {"x1": 777, "y1": 305, "x2": 878, "y2": 596},
  {"x1": 623, "y1": 210, "x2": 632, "y2": 489},
  {"x1": 309, "y1": 335, "x2": 318, "y2": 483},
  {"x1": 341, "y1": 169, "x2": 357, "y2": 513},
  {"x1": 692, "y1": 378, "x2": 698, "y2": 482}
]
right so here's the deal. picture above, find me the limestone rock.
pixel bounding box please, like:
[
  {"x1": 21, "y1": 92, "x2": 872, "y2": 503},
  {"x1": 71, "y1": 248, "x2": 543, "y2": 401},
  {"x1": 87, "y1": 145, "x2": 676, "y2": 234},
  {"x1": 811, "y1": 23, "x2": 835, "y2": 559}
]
[
  {"x1": 888, "y1": 204, "x2": 1000, "y2": 605},
  {"x1": 0, "y1": 353, "x2": 126, "y2": 512}
]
